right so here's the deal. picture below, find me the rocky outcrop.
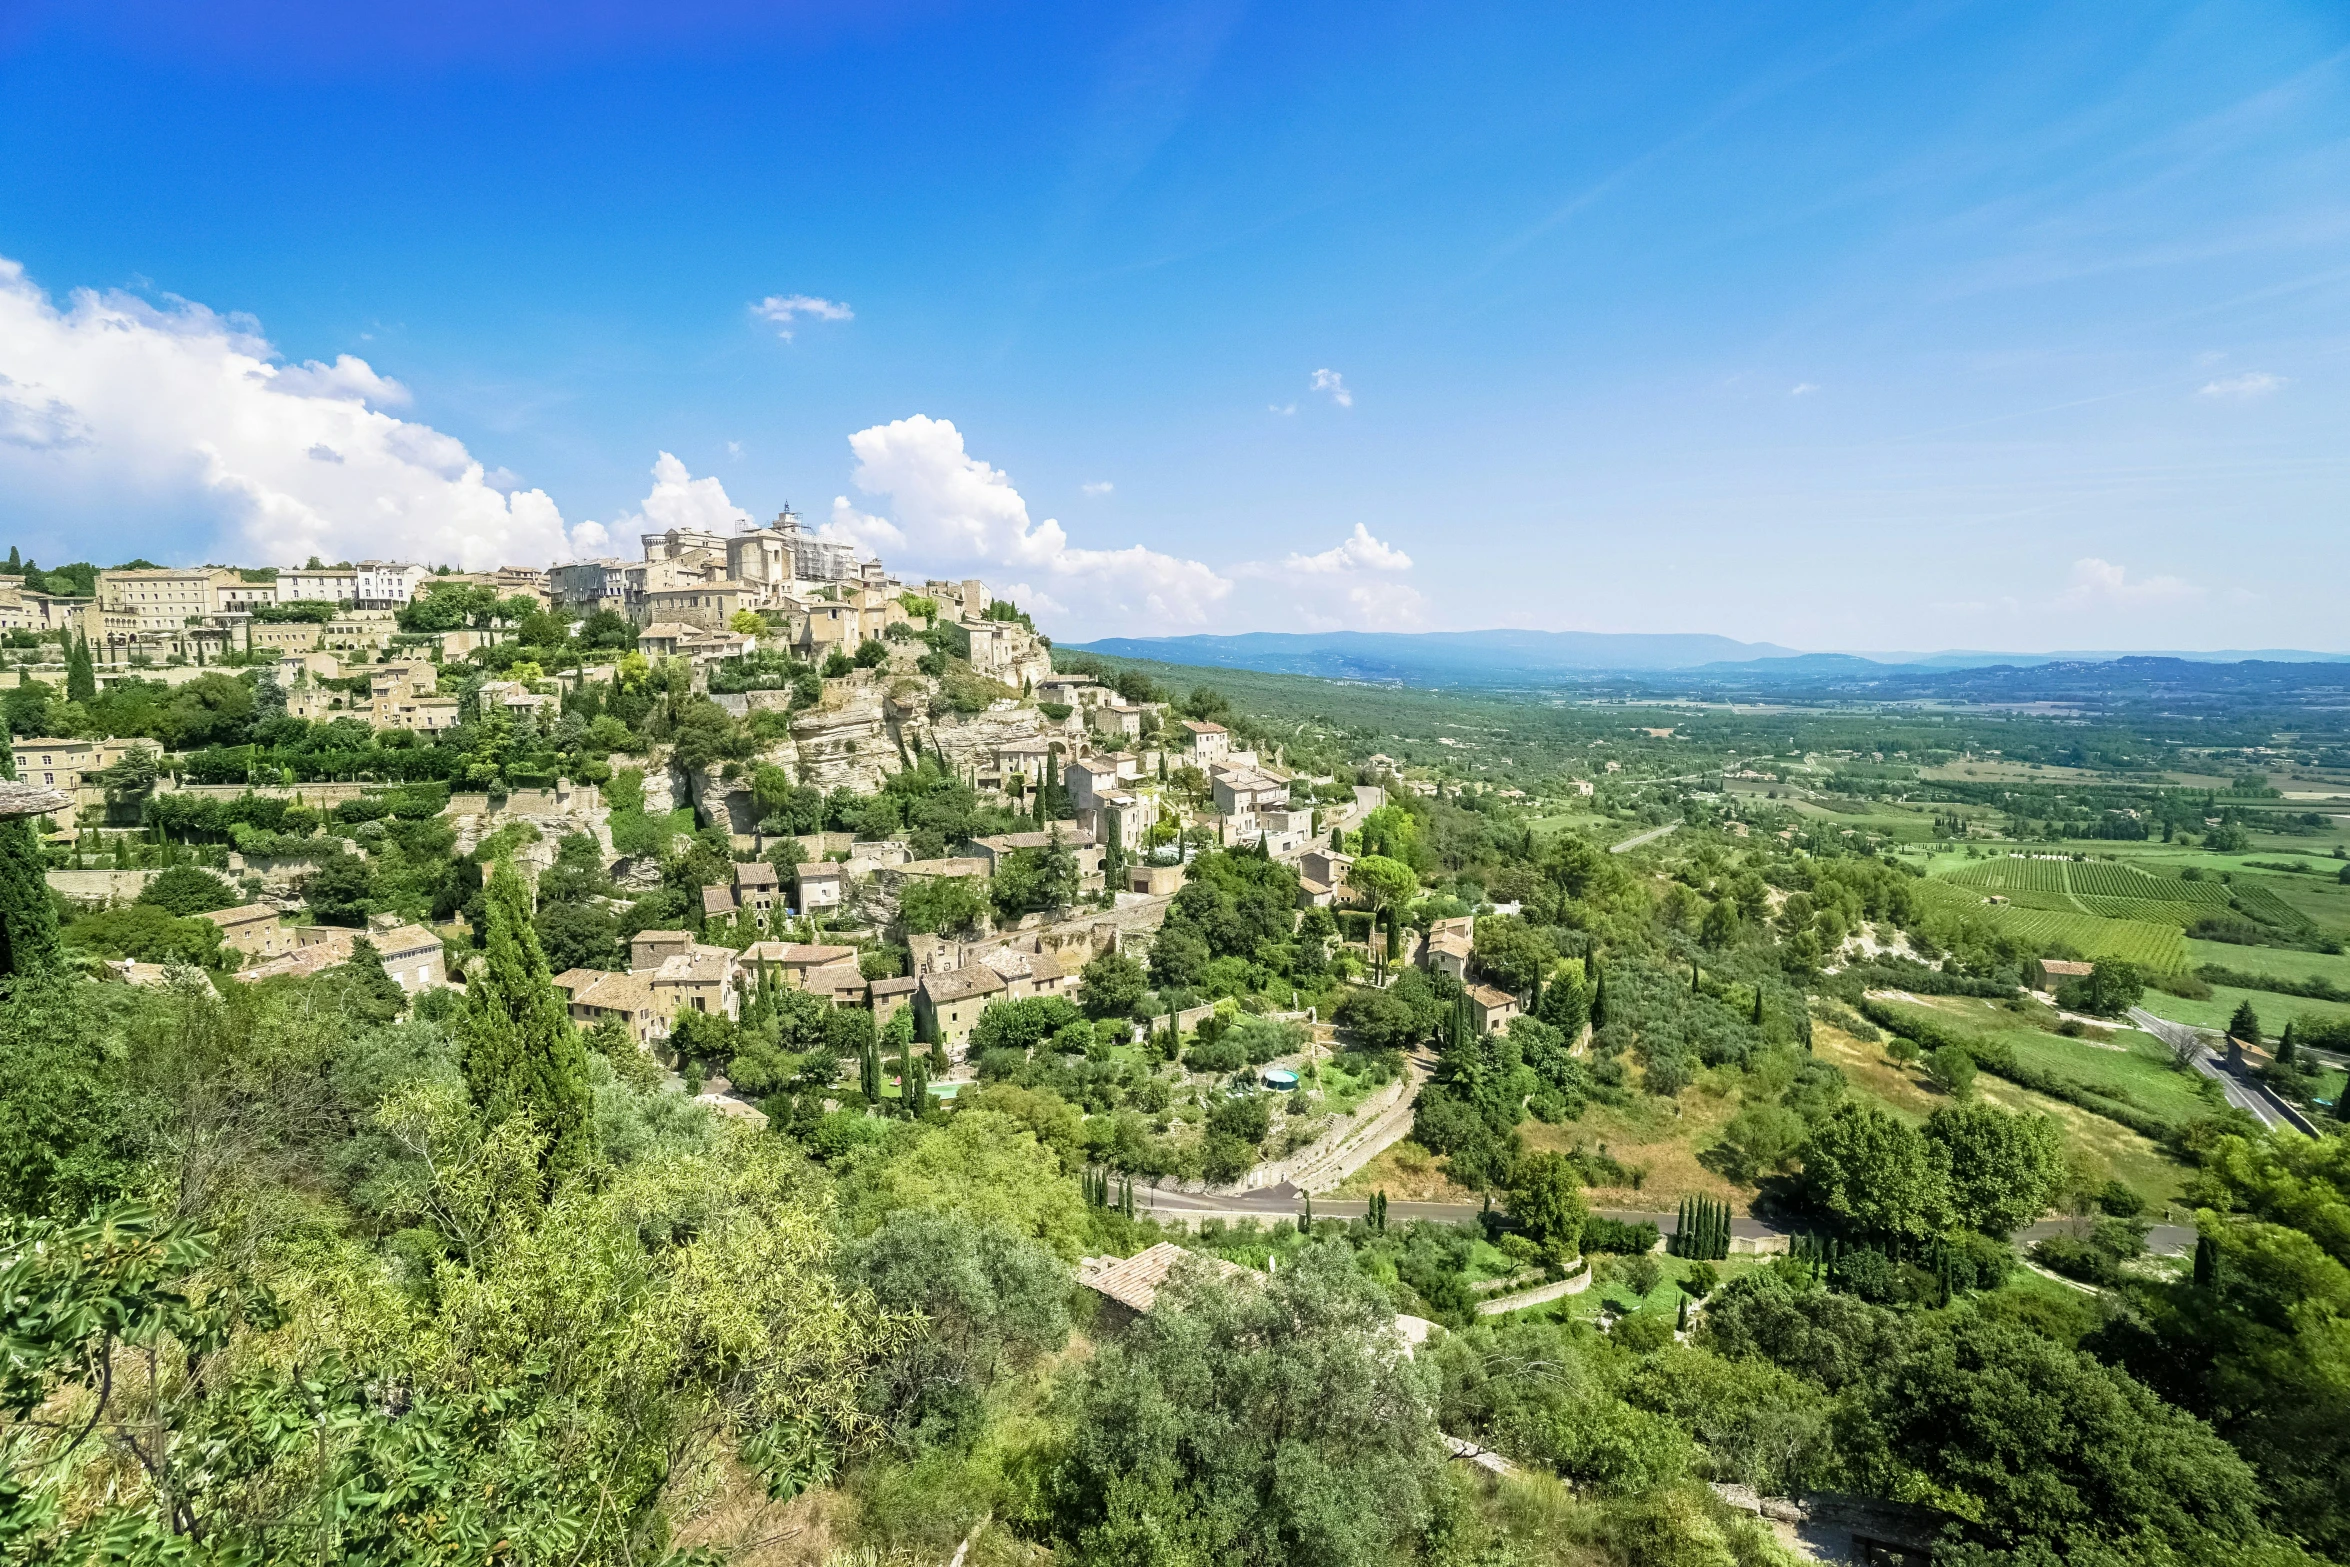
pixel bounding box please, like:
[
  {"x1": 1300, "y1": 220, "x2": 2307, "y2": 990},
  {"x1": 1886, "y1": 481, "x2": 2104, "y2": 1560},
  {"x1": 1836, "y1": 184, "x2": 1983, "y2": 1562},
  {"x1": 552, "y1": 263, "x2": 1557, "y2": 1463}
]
[{"x1": 792, "y1": 681, "x2": 898, "y2": 795}]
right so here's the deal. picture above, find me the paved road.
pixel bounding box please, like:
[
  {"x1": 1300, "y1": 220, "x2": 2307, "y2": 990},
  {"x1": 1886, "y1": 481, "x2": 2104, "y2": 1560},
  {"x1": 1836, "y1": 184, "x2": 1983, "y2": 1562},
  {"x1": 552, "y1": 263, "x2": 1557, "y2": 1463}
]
[
  {"x1": 2128, "y1": 1007, "x2": 2296, "y2": 1131},
  {"x1": 1610, "y1": 823, "x2": 1680, "y2": 854}
]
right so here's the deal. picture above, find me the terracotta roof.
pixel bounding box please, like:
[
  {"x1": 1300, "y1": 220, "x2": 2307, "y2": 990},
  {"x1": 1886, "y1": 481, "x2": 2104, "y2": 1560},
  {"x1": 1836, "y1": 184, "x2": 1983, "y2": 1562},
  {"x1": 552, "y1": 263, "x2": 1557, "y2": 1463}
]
[
  {"x1": 570, "y1": 972, "x2": 656, "y2": 1014},
  {"x1": 202, "y1": 903, "x2": 278, "y2": 928},
  {"x1": 701, "y1": 885, "x2": 737, "y2": 917},
  {"x1": 920, "y1": 965, "x2": 1007, "y2": 1004},
  {"x1": 734, "y1": 860, "x2": 780, "y2": 888},
  {"x1": 372, "y1": 924, "x2": 442, "y2": 960},
  {"x1": 2039, "y1": 959, "x2": 2095, "y2": 976},
  {"x1": 1077, "y1": 1242, "x2": 1248, "y2": 1314},
  {"x1": 653, "y1": 945, "x2": 738, "y2": 985},
  {"x1": 869, "y1": 974, "x2": 918, "y2": 997},
  {"x1": 1466, "y1": 984, "x2": 1518, "y2": 1010},
  {"x1": 1427, "y1": 931, "x2": 1473, "y2": 956},
  {"x1": 1179, "y1": 719, "x2": 1227, "y2": 736}
]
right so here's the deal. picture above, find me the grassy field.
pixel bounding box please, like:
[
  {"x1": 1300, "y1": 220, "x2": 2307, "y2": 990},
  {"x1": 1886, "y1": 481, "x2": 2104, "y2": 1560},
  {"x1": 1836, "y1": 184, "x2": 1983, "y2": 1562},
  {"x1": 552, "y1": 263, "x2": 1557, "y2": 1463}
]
[
  {"x1": 1812, "y1": 1022, "x2": 2189, "y2": 1209},
  {"x1": 2183, "y1": 939, "x2": 2350, "y2": 987},
  {"x1": 1334, "y1": 1140, "x2": 1474, "y2": 1202},
  {"x1": 1874, "y1": 995, "x2": 2219, "y2": 1130},
  {"x1": 2137, "y1": 983, "x2": 2350, "y2": 1038},
  {"x1": 1518, "y1": 1088, "x2": 1749, "y2": 1211}
]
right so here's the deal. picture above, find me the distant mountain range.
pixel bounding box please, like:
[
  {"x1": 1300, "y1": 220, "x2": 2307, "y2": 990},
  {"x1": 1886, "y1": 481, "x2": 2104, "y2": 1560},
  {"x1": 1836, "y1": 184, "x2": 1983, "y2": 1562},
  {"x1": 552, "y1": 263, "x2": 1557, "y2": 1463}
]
[{"x1": 1062, "y1": 629, "x2": 2350, "y2": 684}]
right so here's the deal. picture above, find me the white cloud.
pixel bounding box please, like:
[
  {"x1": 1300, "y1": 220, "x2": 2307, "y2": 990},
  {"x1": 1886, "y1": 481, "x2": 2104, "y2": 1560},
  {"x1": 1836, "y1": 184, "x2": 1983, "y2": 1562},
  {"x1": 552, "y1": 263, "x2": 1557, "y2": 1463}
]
[
  {"x1": 1081, "y1": 480, "x2": 1114, "y2": 497},
  {"x1": 1790, "y1": 382, "x2": 1820, "y2": 397},
  {"x1": 1268, "y1": 402, "x2": 1297, "y2": 416},
  {"x1": 751, "y1": 293, "x2": 854, "y2": 340},
  {"x1": 1310, "y1": 368, "x2": 1353, "y2": 407},
  {"x1": 564, "y1": 452, "x2": 753, "y2": 559},
  {"x1": 2058, "y1": 557, "x2": 2200, "y2": 607},
  {"x1": 818, "y1": 415, "x2": 1229, "y2": 638},
  {"x1": 726, "y1": 440, "x2": 744, "y2": 459},
  {"x1": 1232, "y1": 523, "x2": 1428, "y2": 632},
  {"x1": 0, "y1": 254, "x2": 573, "y2": 568},
  {"x1": 2199, "y1": 371, "x2": 2283, "y2": 399}
]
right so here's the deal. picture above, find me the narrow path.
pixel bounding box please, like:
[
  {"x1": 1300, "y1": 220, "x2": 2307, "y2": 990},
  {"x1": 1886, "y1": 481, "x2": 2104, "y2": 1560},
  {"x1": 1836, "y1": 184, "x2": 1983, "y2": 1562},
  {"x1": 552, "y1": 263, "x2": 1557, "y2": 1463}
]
[{"x1": 1610, "y1": 823, "x2": 1679, "y2": 854}]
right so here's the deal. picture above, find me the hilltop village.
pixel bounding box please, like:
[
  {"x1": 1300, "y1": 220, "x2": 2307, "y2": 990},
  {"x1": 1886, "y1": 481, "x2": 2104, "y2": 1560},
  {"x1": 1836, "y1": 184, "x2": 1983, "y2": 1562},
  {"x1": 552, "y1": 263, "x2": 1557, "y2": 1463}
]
[{"x1": 3, "y1": 513, "x2": 1400, "y2": 1137}]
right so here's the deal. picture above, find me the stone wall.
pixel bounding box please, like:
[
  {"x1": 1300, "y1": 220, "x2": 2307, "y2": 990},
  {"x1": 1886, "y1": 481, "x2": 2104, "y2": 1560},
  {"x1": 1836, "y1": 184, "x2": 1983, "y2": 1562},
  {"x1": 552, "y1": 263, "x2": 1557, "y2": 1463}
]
[{"x1": 45, "y1": 868, "x2": 158, "y2": 906}]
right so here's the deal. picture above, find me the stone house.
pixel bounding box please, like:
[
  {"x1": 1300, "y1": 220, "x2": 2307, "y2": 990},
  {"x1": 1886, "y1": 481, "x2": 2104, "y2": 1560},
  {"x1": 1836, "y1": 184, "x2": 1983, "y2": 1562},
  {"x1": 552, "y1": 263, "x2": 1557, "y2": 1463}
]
[
  {"x1": 1177, "y1": 719, "x2": 1229, "y2": 762},
  {"x1": 969, "y1": 829, "x2": 1105, "y2": 893},
  {"x1": 733, "y1": 859, "x2": 781, "y2": 919},
  {"x1": 869, "y1": 973, "x2": 918, "y2": 1031},
  {"x1": 555, "y1": 969, "x2": 663, "y2": 1048},
  {"x1": 744, "y1": 941, "x2": 863, "y2": 991},
  {"x1": 797, "y1": 862, "x2": 846, "y2": 914},
  {"x1": 202, "y1": 903, "x2": 298, "y2": 960},
  {"x1": 916, "y1": 964, "x2": 1008, "y2": 1048},
  {"x1": 1465, "y1": 983, "x2": 1521, "y2": 1035}
]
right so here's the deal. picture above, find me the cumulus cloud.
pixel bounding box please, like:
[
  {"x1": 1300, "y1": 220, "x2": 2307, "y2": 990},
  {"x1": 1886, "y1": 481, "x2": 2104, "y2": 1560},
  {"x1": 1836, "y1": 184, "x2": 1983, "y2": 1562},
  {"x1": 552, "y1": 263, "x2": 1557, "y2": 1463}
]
[
  {"x1": 817, "y1": 415, "x2": 1229, "y2": 638},
  {"x1": 1232, "y1": 522, "x2": 1428, "y2": 632},
  {"x1": 751, "y1": 293, "x2": 853, "y2": 340},
  {"x1": 2058, "y1": 557, "x2": 2200, "y2": 607},
  {"x1": 1790, "y1": 382, "x2": 1820, "y2": 397},
  {"x1": 1081, "y1": 480, "x2": 1114, "y2": 497},
  {"x1": 2199, "y1": 371, "x2": 2283, "y2": 400},
  {"x1": 1310, "y1": 368, "x2": 1352, "y2": 407},
  {"x1": 564, "y1": 452, "x2": 755, "y2": 560},
  {"x1": 1268, "y1": 402, "x2": 1297, "y2": 416},
  {"x1": 0, "y1": 255, "x2": 573, "y2": 568}
]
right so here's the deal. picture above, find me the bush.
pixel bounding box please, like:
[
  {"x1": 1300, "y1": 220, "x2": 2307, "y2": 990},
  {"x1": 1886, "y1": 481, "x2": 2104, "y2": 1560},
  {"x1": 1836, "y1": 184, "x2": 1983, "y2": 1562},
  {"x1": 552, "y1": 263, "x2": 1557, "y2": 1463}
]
[
  {"x1": 1183, "y1": 1036, "x2": 1246, "y2": 1074},
  {"x1": 1832, "y1": 1246, "x2": 1901, "y2": 1303},
  {"x1": 1583, "y1": 1217, "x2": 1661, "y2": 1254},
  {"x1": 136, "y1": 863, "x2": 238, "y2": 916}
]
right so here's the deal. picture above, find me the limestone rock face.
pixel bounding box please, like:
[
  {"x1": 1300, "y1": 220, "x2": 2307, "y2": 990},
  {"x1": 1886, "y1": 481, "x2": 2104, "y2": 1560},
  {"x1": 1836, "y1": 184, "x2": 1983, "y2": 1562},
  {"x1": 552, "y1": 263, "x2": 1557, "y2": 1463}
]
[
  {"x1": 792, "y1": 682, "x2": 899, "y2": 795},
  {"x1": 919, "y1": 705, "x2": 1058, "y2": 780}
]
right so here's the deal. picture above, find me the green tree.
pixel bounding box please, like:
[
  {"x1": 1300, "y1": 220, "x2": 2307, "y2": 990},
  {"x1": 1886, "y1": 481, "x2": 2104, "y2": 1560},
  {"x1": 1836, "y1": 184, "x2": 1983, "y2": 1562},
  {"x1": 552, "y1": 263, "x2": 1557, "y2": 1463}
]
[
  {"x1": 900, "y1": 873, "x2": 986, "y2": 936},
  {"x1": 65, "y1": 630, "x2": 96, "y2": 704},
  {"x1": 1863, "y1": 1313, "x2": 2267, "y2": 1559},
  {"x1": 135, "y1": 863, "x2": 238, "y2": 917},
  {"x1": 1925, "y1": 1042, "x2": 1978, "y2": 1100},
  {"x1": 1077, "y1": 950, "x2": 1146, "y2": 1019},
  {"x1": 1050, "y1": 1241, "x2": 1445, "y2": 1566},
  {"x1": 335, "y1": 933, "x2": 411, "y2": 1021},
  {"x1": 1345, "y1": 854, "x2": 1417, "y2": 980},
  {"x1": 2228, "y1": 997, "x2": 2262, "y2": 1042},
  {"x1": 460, "y1": 859, "x2": 597, "y2": 1185},
  {"x1": 1801, "y1": 1102, "x2": 1953, "y2": 1240},
  {"x1": 1506, "y1": 1149, "x2": 1588, "y2": 1256},
  {"x1": 302, "y1": 852, "x2": 376, "y2": 927},
  {"x1": 1925, "y1": 1102, "x2": 2064, "y2": 1235}
]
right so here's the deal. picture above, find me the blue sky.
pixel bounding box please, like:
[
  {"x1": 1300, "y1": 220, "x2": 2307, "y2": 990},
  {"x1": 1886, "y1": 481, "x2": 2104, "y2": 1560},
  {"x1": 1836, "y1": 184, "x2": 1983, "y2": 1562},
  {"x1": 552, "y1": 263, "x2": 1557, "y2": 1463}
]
[{"x1": 0, "y1": 1, "x2": 2344, "y2": 648}]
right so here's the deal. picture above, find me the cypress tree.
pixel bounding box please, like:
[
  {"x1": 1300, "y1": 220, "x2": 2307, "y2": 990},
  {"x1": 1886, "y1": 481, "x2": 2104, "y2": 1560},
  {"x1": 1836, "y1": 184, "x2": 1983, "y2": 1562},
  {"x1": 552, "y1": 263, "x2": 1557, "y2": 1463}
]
[
  {"x1": 461, "y1": 859, "x2": 596, "y2": 1185},
  {"x1": 1676, "y1": 1296, "x2": 1688, "y2": 1333},
  {"x1": 1751, "y1": 986, "x2": 1764, "y2": 1028},
  {"x1": 2193, "y1": 1233, "x2": 2220, "y2": 1287},
  {"x1": 0, "y1": 743, "x2": 59, "y2": 981},
  {"x1": 1590, "y1": 963, "x2": 1607, "y2": 1027},
  {"x1": 2276, "y1": 1021, "x2": 2297, "y2": 1069},
  {"x1": 65, "y1": 633, "x2": 96, "y2": 705}
]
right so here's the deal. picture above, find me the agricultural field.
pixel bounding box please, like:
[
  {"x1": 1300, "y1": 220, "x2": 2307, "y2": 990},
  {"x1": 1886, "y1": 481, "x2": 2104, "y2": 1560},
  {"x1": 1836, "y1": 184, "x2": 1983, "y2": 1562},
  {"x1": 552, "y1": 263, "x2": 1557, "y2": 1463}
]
[
  {"x1": 1913, "y1": 880, "x2": 2190, "y2": 971},
  {"x1": 1872, "y1": 996, "x2": 2221, "y2": 1133}
]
